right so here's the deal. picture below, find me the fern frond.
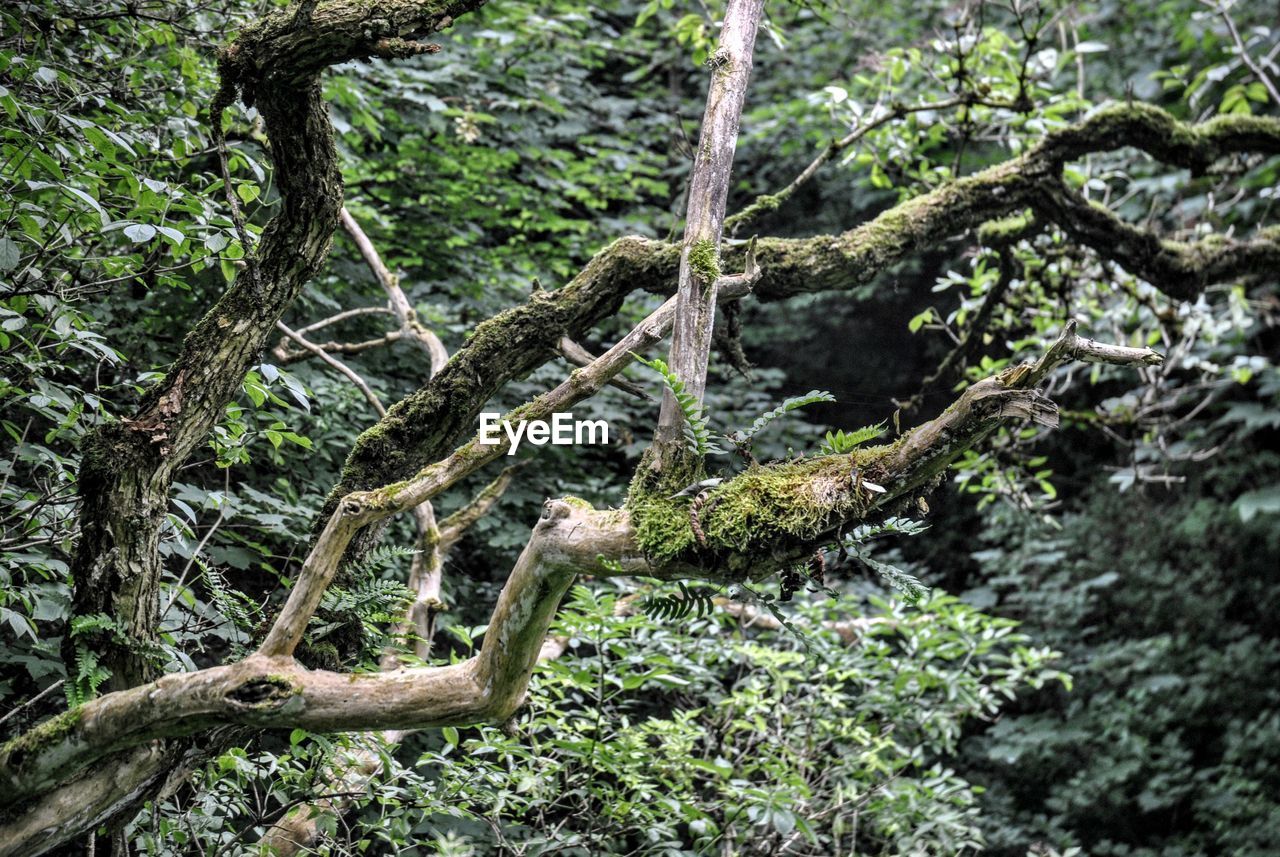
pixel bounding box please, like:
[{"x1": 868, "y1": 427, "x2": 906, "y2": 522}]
[
  {"x1": 632, "y1": 354, "x2": 720, "y2": 456},
  {"x1": 202, "y1": 562, "x2": 259, "y2": 635},
  {"x1": 734, "y1": 390, "x2": 835, "y2": 444},
  {"x1": 339, "y1": 544, "x2": 421, "y2": 582},
  {"x1": 69, "y1": 613, "x2": 125, "y2": 637},
  {"x1": 641, "y1": 582, "x2": 718, "y2": 622},
  {"x1": 846, "y1": 516, "x2": 930, "y2": 543},
  {"x1": 856, "y1": 553, "x2": 929, "y2": 603},
  {"x1": 320, "y1": 579, "x2": 414, "y2": 618},
  {"x1": 820, "y1": 422, "x2": 886, "y2": 455},
  {"x1": 66, "y1": 644, "x2": 111, "y2": 706}
]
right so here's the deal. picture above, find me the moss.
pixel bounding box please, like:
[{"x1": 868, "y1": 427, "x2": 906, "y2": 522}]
[
  {"x1": 978, "y1": 211, "x2": 1036, "y2": 246},
  {"x1": 687, "y1": 239, "x2": 721, "y2": 284},
  {"x1": 296, "y1": 640, "x2": 340, "y2": 671},
  {"x1": 629, "y1": 490, "x2": 699, "y2": 564},
  {"x1": 627, "y1": 452, "x2": 889, "y2": 566},
  {"x1": 724, "y1": 192, "x2": 784, "y2": 232},
  {"x1": 698, "y1": 458, "x2": 866, "y2": 551},
  {"x1": 0, "y1": 707, "x2": 83, "y2": 768}
]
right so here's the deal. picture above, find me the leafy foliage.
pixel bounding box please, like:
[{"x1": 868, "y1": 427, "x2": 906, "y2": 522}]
[
  {"x1": 728, "y1": 389, "x2": 834, "y2": 444},
  {"x1": 133, "y1": 584, "x2": 1067, "y2": 855}
]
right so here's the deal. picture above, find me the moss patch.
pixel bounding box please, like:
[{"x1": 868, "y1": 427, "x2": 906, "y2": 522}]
[
  {"x1": 687, "y1": 239, "x2": 721, "y2": 283},
  {"x1": 0, "y1": 707, "x2": 83, "y2": 769},
  {"x1": 724, "y1": 192, "x2": 784, "y2": 232},
  {"x1": 628, "y1": 451, "x2": 891, "y2": 567},
  {"x1": 978, "y1": 211, "x2": 1036, "y2": 246}
]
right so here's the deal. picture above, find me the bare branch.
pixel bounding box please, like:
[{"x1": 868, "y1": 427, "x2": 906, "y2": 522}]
[
  {"x1": 1203, "y1": 0, "x2": 1280, "y2": 107},
  {"x1": 438, "y1": 463, "x2": 524, "y2": 553},
  {"x1": 275, "y1": 322, "x2": 386, "y2": 417},
  {"x1": 340, "y1": 207, "x2": 449, "y2": 376},
  {"x1": 295, "y1": 304, "x2": 395, "y2": 338},
  {"x1": 559, "y1": 337, "x2": 651, "y2": 399},
  {"x1": 272, "y1": 331, "x2": 401, "y2": 365}
]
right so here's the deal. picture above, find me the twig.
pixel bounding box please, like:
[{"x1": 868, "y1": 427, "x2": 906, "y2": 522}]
[{"x1": 274, "y1": 322, "x2": 385, "y2": 417}]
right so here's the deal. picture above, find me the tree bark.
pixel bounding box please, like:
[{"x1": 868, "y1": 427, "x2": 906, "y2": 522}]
[{"x1": 653, "y1": 0, "x2": 764, "y2": 469}]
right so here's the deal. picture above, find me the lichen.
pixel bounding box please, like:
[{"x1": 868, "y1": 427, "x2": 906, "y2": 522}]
[{"x1": 687, "y1": 239, "x2": 721, "y2": 284}]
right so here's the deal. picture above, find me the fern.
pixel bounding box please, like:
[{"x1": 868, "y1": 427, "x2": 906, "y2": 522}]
[
  {"x1": 66, "y1": 644, "x2": 111, "y2": 707},
  {"x1": 820, "y1": 421, "x2": 887, "y2": 455},
  {"x1": 857, "y1": 554, "x2": 929, "y2": 603},
  {"x1": 632, "y1": 354, "x2": 721, "y2": 456},
  {"x1": 313, "y1": 579, "x2": 414, "y2": 644},
  {"x1": 65, "y1": 613, "x2": 126, "y2": 705},
  {"x1": 846, "y1": 516, "x2": 930, "y2": 542},
  {"x1": 641, "y1": 581, "x2": 718, "y2": 622},
  {"x1": 726, "y1": 582, "x2": 814, "y2": 650},
  {"x1": 201, "y1": 561, "x2": 259, "y2": 639},
  {"x1": 339, "y1": 543, "x2": 421, "y2": 582},
  {"x1": 731, "y1": 390, "x2": 835, "y2": 447}
]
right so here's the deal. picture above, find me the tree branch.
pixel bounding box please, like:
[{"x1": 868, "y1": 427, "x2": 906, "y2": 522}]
[
  {"x1": 320, "y1": 105, "x2": 1279, "y2": 562},
  {"x1": 275, "y1": 322, "x2": 387, "y2": 417},
  {"x1": 340, "y1": 207, "x2": 449, "y2": 376},
  {"x1": 652, "y1": 0, "x2": 764, "y2": 470},
  {"x1": 0, "y1": 324, "x2": 1160, "y2": 828},
  {"x1": 725, "y1": 94, "x2": 1017, "y2": 235}
]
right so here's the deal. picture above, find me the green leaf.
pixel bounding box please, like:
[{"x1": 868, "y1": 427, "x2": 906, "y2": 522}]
[
  {"x1": 736, "y1": 391, "x2": 835, "y2": 444},
  {"x1": 123, "y1": 223, "x2": 157, "y2": 243},
  {"x1": 0, "y1": 236, "x2": 19, "y2": 272},
  {"x1": 155, "y1": 226, "x2": 185, "y2": 245},
  {"x1": 1235, "y1": 486, "x2": 1280, "y2": 523},
  {"x1": 908, "y1": 308, "x2": 934, "y2": 333},
  {"x1": 632, "y1": 353, "x2": 719, "y2": 456},
  {"x1": 821, "y1": 423, "x2": 886, "y2": 455}
]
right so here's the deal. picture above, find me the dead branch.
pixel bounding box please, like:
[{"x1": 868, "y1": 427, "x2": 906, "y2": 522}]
[{"x1": 652, "y1": 0, "x2": 764, "y2": 471}]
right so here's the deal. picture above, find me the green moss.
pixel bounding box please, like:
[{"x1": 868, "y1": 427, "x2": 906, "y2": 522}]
[
  {"x1": 699, "y1": 458, "x2": 864, "y2": 552},
  {"x1": 978, "y1": 211, "x2": 1036, "y2": 246},
  {"x1": 629, "y1": 490, "x2": 698, "y2": 564},
  {"x1": 687, "y1": 239, "x2": 721, "y2": 284},
  {"x1": 724, "y1": 192, "x2": 784, "y2": 232},
  {"x1": 0, "y1": 707, "x2": 83, "y2": 767},
  {"x1": 627, "y1": 453, "x2": 889, "y2": 566}
]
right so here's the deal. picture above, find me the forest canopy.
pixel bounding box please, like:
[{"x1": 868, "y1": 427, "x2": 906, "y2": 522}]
[{"x1": 1, "y1": 0, "x2": 1278, "y2": 855}]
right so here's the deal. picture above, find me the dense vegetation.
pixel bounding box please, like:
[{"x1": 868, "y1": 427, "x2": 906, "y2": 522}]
[{"x1": 1, "y1": 0, "x2": 1277, "y2": 854}]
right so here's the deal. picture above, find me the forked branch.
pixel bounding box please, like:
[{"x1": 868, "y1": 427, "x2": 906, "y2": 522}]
[{"x1": 0, "y1": 322, "x2": 1161, "y2": 826}]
